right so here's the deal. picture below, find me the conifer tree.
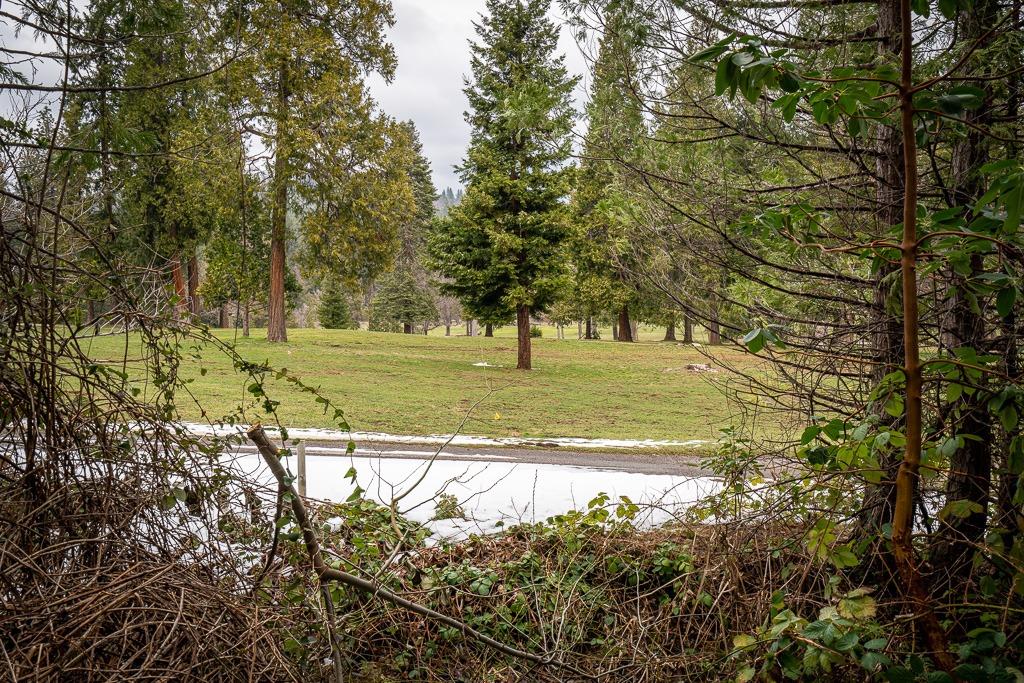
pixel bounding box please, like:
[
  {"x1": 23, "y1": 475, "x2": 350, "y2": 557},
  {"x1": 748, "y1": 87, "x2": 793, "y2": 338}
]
[
  {"x1": 572, "y1": 4, "x2": 646, "y2": 342},
  {"x1": 429, "y1": 0, "x2": 577, "y2": 370},
  {"x1": 318, "y1": 279, "x2": 358, "y2": 329},
  {"x1": 234, "y1": 0, "x2": 412, "y2": 342}
]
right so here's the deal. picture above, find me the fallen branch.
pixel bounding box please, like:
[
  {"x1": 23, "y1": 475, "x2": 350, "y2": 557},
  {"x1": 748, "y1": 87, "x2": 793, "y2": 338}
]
[{"x1": 246, "y1": 423, "x2": 592, "y2": 679}]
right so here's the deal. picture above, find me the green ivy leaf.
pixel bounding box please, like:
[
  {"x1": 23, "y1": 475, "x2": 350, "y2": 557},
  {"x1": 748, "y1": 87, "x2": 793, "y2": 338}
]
[{"x1": 939, "y1": 499, "x2": 984, "y2": 519}]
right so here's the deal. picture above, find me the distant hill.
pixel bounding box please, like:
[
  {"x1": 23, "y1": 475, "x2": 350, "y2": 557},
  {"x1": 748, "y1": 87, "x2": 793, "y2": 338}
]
[{"x1": 433, "y1": 187, "x2": 463, "y2": 216}]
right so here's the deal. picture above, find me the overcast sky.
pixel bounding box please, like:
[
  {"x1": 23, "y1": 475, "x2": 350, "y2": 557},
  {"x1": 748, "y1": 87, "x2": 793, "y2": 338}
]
[
  {"x1": 1, "y1": 1, "x2": 591, "y2": 192},
  {"x1": 367, "y1": 0, "x2": 591, "y2": 192}
]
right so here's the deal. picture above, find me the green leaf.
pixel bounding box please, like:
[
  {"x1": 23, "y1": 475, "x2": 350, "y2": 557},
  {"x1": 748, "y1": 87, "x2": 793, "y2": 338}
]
[
  {"x1": 937, "y1": 0, "x2": 958, "y2": 18},
  {"x1": 779, "y1": 71, "x2": 800, "y2": 93},
  {"x1": 910, "y1": 0, "x2": 930, "y2": 16},
  {"x1": 742, "y1": 328, "x2": 765, "y2": 353},
  {"x1": 689, "y1": 44, "x2": 729, "y2": 63},
  {"x1": 733, "y1": 633, "x2": 757, "y2": 651},
  {"x1": 884, "y1": 394, "x2": 904, "y2": 418},
  {"x1": 1000, "y1": 404, "x2": 1019, "y2": 432},
  {"x1": 940, "y1": 499, "x2": 984, "y2": 519},
  {"x1": 715, "y1": 57, "x2": 733, "y2": 96},
  {"x1": 834, "y1": 632, "x2": 859, "y2": 651},
  {"x1": 886, "y1": 666, "x2": 915, "y2": 683}
]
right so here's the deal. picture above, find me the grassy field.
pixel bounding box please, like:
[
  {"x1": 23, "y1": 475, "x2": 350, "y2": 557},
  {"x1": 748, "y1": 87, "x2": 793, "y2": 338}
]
[{"x1": 83, "y1": 324, "x2": 767, "y2": 444}]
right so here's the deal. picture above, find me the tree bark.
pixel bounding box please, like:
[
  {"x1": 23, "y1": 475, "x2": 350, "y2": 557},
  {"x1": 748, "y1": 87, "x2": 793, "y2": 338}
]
[
  {"x1": 708, "y1": 319, "x2": 721, "y2": 345},
  {"x1": 187, "y1": 253, "x2": 200, "y2": 317},
  {"x1": 267, "y1": 61, "x2": 289, "y2": 343},
  {"x1": 585, "y1": 316, "x2": 593, "y2": 339},
  {"x1": 933, "y1": 0, "x2": 997, "y2": 584},
  {"x1": 577, "y1": 320, "x2": 583, "y2": 339},
  {"x1": 611, "y1": 322, "x2": 618, "y2": 340},
  {"x1": 219, "y1": 303, "x2": 229, "y2": 329},
  {"x1": 86, "y1": 299, "x2": 98, "y2": 335},
  {"x1": 169, "y1": 249, "x2": 188, "y2": 320},
  {"x1": 403, "y1": 322, "x2": 413, "y2": 334},
  {"x1": 858, "y1": 0, "x2": 908, "y2": 540},
  {"x1": 516, "y1": 305, "x2": 531, "y2": 370},
  {"x1": 484, "y1": 323, "x2": 493, "y2": 337},
  {"x1": 243, "y1": 301, "x2": 250, "y2": 337},
  {"x1": 445, "y1": 324, "x2": 451, "y2": 336},
  {"x1": 664, "y1": 320, "x2": 676, "y2": 342},
  {"x1": 683, "y1": 316, "x2": 694, "y2": 343},
  {"x1": 617, "y1": 306, "x2": 633, "y2": 342}
]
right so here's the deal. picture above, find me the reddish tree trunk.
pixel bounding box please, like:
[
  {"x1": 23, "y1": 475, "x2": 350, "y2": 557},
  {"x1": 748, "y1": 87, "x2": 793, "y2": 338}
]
[
  {"x1": 187, "y1": 254, "x2": 200, "y2": 317},
  {"x1": 708, "y1": 319, "x2": 721, "y2": 345},
  {"x1": 267, "y1": 62, "x2": 289, "y2": 343},
  {"x1": 618, "y1": 306, "x2": 633, "y2": 342},
  {"x1": 516, "y1": 305, "x2": 531, "y2": 370},
  {"x1": 219, "y1": 303, "x2": 229, "y2": 329},
  {"x1": 170, "y1": 251, "x2": 188, "y2": 320}
]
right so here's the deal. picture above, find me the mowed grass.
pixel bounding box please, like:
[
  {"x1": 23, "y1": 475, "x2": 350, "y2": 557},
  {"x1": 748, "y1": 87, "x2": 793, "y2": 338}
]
[{"x1": 83, "y1": 325, "x2": 765, "y2": 444}]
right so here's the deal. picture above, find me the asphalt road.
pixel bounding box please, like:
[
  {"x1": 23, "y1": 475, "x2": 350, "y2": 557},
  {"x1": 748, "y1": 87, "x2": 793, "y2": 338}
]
[{"x1": 232, "y1": 439, "x2": 713, "y2": 477}]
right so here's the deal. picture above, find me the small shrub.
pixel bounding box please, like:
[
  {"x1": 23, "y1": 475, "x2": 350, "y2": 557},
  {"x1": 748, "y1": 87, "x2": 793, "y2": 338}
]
[
  {"x1": 433, "y1": 493, "x2": 465, "y2": 520},
  {"x1": 529, "y1": 325, "x2": 542, "y2": 338}
]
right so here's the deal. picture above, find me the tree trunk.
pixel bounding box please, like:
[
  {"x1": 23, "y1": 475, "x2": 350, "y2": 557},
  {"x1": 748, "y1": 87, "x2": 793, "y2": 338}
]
[
  {"x1": 617, "y1": 306, "x2": 633, "y2": 342},
  {"x1": 243, "y1": 301, "x2": 250, "y2": 338},
  {"x1": 86, "y1": 299, "x2": 98, "y2": 335},
  {"x1": 170, "y1": 249, "x2": 188, "y2": 320},
  {"x1": 267, "y1": 61, "x2": 289, "y2": 343},
  {"x1": 611, "y1": 322, "x2": 618, "y2": 340},
  {"x1": 683, "y1": 316, "x2": 694, "y2": 343},
  {"x1": 219, "y1": 303, "x2": 229, "y2": 329},
  {"x1": 516, "y1": 305, "x2": 531, "y2": 370},
  {"x1": 858, "y1": 0, "x2": 909, "y2": 541},
  {"x1": 187, "y1": 253, "x2": 200, "y2": 317},
  {"x1": 585, "y1": 316, "x2": 593, "y2": 339},
  {"x1": 933, "y1": 0, "x2": 997, "y2": 584},
  {"x1": 403, "y1": 322, "x2": 413, "y2": 334},
  {"x1": 484, "y1": 323, "x2": 493, "y2": 337},
  {"x1": 577, "y1": 320, "x2": 583, "y2": 339},
  {"x1": 708, "y1": 319, "x2": 721, "y2": 345},
  {"x1": 664, "y1": 320, "x2": 676, "y2": 342},
  {"x1": 445, "y1": 324, "x2": 451, "y2": 336}
]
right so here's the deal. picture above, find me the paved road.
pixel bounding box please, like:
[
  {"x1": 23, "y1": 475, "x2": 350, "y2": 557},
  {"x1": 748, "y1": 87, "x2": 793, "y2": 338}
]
[{"x1": 232, "y1": 439, "x2": 714, "y2": 477}]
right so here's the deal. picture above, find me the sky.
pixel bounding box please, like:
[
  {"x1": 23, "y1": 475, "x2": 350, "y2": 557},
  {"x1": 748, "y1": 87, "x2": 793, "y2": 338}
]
[
  {"x1": 367, "y1": 0, "x2": 592, "y2": 192},
  {"x1": 0, "y1": 0, "x2": 592, "y2": 192}
]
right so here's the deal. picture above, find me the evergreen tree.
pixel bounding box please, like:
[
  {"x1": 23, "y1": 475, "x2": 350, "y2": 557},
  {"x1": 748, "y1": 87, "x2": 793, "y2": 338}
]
[
  {"x1": 318, "y1": 279, "x2": 358, "y2": 329},
  {"x1": 571, "y1": 3, "x2": 646, "y2": 342},
  {"x1": 233, "y1": 0, "x2": 412, "y2": 342},
  {"x1": 370, "y1": 269, "x2": 437, "y2": 333},
  {"x1": 396, "y1": 121, "x2": 438, "y2": 271},
  {"x1": 428, "y1": 0, "x2": 577, "y2": 370}
]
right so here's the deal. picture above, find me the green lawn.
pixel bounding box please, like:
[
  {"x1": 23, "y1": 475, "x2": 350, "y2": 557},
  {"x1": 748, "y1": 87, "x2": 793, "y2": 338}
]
[{"x1": 84, "y1": 325, "x2": 766, "y2": 444}]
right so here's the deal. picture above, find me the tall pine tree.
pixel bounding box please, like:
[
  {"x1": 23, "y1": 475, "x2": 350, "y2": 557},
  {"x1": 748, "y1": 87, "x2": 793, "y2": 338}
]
[{"x1": 429, "y1": 0, "x2": 577, "y2": 370}]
